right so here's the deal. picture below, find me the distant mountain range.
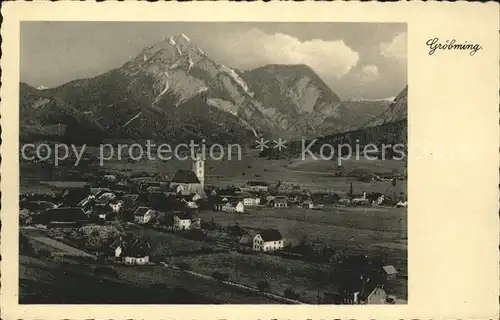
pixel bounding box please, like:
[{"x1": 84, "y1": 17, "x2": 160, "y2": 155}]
[{"x1": 19, "y1": 33, "x2": 407, "y2": 145}]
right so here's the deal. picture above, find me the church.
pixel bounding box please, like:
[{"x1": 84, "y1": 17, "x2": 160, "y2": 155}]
[{"x1": 169, "y1": 152, "x2": 206, "y2": 197}]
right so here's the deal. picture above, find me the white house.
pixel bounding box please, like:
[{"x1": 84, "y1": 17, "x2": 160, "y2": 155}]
[
  {"x1": 109, "y1": 200, "x2": 124, "y2": 213},
  {"x1": 133, "y1": 207, "x2": 155, "y2": 224},
  {"x1": 373, "y1": 195, "x2": 385, "y2": 206},
  {"x1": 339, "y1": 198, "x2": 351, "y2": 205},
  {"x1": 185, "y1": 201, "x2": 199, "y2": 209},
  {"x1": 253, "y1": 229, "x2": 285, "y2": 252},
  {"x1": 243, "y1": 197, "x2": 261, "y2": 206},
  {"x1": 113, "y1": 237, "x2": 151, "y2": 265},
  {"x1": 395, "y1": 201, "x2": 408, "y2": 208},
  {"x1": 173, "y1": 215, "x2": 192, "y2": 230},
  {"x1": 103, "y1": 174, "x2": 117, "y2": 181},
  {"x1": 124, "y1": 256, "x2": 150, "y2": 265},
  {"x1": 222, "y1": 201, "x2": 244, "y2": 213}
]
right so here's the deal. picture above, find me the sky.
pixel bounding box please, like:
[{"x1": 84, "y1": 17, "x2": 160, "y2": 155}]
[{"x1": 21, "y1": 22, "x2": 407, "y2": 100}]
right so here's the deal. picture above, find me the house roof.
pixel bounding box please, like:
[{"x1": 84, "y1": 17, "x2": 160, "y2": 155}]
[
  {"x1": 258, "y1": 229, "x2": 283, "y2": 242},
  {"x1": 229, "y1": 199, "x2": 243, "y2": 206},
  {"x1": 122, "y1": 194, "x2": 139, "y2": 201},
  {"x1": 175, "y1": 212, "x2": 194, "y2": 220},
  {"x1": 236, "y1": 192, "x2": 253, "y2": 198},
  {"x1": 382, "y1": 265, "x2": 398, "y2": 275},
  {"x1": 113, "y1": 237, "x2": 151, "y2": 258},
  {"x1": 358, "y1": 278, "x2": 382, "y2": 302},
  {"x1": 171, "y1": 170, "x2": 200, "y2": 184},
  {"x1": 134, "y1": 207, "x2": 152, "y2": 216},
  {"x1": 272, "y1": 197, "x2": 288, "y2": 204},
  {"x1": 41, "y1": 207, "x2": 88, "y2": 222}
]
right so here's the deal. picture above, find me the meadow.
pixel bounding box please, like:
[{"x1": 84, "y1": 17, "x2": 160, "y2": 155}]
[{"x1": 21, "y1": 147, "x2": 406, "y2": 196}]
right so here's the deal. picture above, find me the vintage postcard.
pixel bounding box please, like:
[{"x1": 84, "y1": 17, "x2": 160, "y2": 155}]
[{"x1": 1, "y1": 1, "x2": 498, "y2": 319}]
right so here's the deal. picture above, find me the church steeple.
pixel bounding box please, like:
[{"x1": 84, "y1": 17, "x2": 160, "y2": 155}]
[{"x1": 193, "y1": 150, "x2": 205, "y2": 188}]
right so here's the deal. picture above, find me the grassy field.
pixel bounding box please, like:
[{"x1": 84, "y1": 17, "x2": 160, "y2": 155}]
[
  {"x1": 20, "y1": 229, "x2": 279, "y2": 304},
  {"x1": 169, "y1": 251, "x2": 336, "y2": 303},
  {"x1": 201, "y1": 206, "x2": 406, "y2": 247},
  {"x1": 21, "y1": 150, "x2": 406, "y2": 195},
  {"x1": 200, "y1": 205, "x2": 407, "y2": 299},
  {"x1": 126, "y1": 227, "x2": 221, "y2": 256}
]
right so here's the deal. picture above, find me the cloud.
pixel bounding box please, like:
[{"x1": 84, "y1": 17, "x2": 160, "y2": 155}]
[
  {"x1": 360, "y1": 64, "x2": 379, "y2": 83},
  {"x1": 202, "y1": 28, "x2": 359, "y2": 79},
  {"x1": 380, "y1": 32, "x2": 407, "y2": 62}
]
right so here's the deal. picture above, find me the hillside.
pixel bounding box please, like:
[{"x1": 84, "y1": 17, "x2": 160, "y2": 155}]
[
  {"x1": 241, "y1": 64, "x2": 346, "y2": 136},
  {"x1": 363, "y1": 86, "x2": 407, "y2": 128},
  {"x1": 259, "y1": 86, "x2": 408, "y2": 159}
]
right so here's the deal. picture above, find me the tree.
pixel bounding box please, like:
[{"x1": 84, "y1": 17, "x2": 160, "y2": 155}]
[
  {"x1": 177, "y1": 262, "x2": 191, "y2": 271},
  {"x1": 284, "y1": 288, "x2": 300, "y2": 300},
  {"x1": 212, "y1": 271, "x2": 229, "y2": 282},
  {"x1": 256, "y1": 280, "x2": 270, "y2": 292},
  {"x1": 93, "y1": 266, "x2": 119, "y2": 278},
  {"x1": 228, "y1": 223, "x2": 245, "y2": 237}
]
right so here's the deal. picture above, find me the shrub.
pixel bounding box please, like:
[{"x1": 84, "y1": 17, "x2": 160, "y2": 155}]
[
  {"x1": 36, "y1": 248, "x2": 52, "y2": 258},
  {"x1": 93, "y1": 266, "x2": 118, "y2": 278},
  {"x1": 227, "y1": 224, "x2": 245, "y2": 237},
  {"x1": 284, "y1": 288, "x2": 300, "y2": 300},
  {"x1": 199, "y1": 246, "x2": 214, "y2": 254},
  {"x1": 177, "y1": 262, "x2": 191, "y2": 271},
  {"x1": 256, "y1": 280, "x2": 270, "y2": 292},
  {"x1": 212, "y1": 271, "x2": 229, "y2": 282},
  {"x1": 150, "y1": 283, "x2": 167, "y2": 290}
]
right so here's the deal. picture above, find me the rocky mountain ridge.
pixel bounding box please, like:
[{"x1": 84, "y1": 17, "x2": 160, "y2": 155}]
[{"x1": 20, "y1": 33, "x2": 407, "y2": 145}]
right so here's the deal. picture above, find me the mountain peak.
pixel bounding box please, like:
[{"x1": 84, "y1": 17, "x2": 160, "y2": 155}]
[
  {"x1": 165, "y1": 33, "x2": 191, "y2": 46},
  {"x1": 139, "y1": 32, "x2": 195, "y2": 61}
]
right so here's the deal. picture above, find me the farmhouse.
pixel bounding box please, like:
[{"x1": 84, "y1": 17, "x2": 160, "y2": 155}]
[
  {"x1": 222, "y1": 200, "x2": 245, "y2": 213},
  {"x1": 268, "y1": 197, "x2": 288, "y2": 208},
  {"x1": 367, "y1": 193, "x2": 385, "y2": 205},
  {"x1": 382, "y1": 265, "x2": 398, "y2": 280},
  {"x1": 212, "y1": 202, "x2": 225, "y2": 211},
  {"x1": 343, "y1": 276, "x2": 388, "y2": 305},
  {"x1": 103, "y1": 174, "x2": 117, "y2": 181},
  {"x1": 112, "y1": 237, "x2": 151, "y2": 265},
  {"x1": 303, "y1": 200, "x2": 316, "y2": 209},
  {"x1": 109, "y1": 199, "x2": 124, "y2": 213},
  {"x1": 395, "y1": 201, "x2": 408, "y2": 208},
  {"x1": 173, "y1": 212, "x2": 201, "y2": 230},
  {"x1": 97, "y1": 211, "x2": 116, "y2": 221},
  {"x1": 242, "y1": 195, "x2": 261, "y2": 206},
  {"x1": 253, "y1": 229, "x2": 285, "y2": 252},
  {"x1": 133, "y1": 207, "x2": 155, "y2": 224}
]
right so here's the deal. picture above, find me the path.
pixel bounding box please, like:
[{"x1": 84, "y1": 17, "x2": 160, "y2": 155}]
[{"x1": 159, "y1": 261, "x2": 305, "y2": 304}]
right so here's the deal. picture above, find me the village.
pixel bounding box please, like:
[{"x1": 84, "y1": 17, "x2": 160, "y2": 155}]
[{"x1": 20, "y1": 150, "x2": 407, "y2": 304}]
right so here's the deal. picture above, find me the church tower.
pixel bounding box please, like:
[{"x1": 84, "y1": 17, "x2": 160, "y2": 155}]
[{"x1": 192, "y1": 151, "x2": 205, "y2": 188}]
